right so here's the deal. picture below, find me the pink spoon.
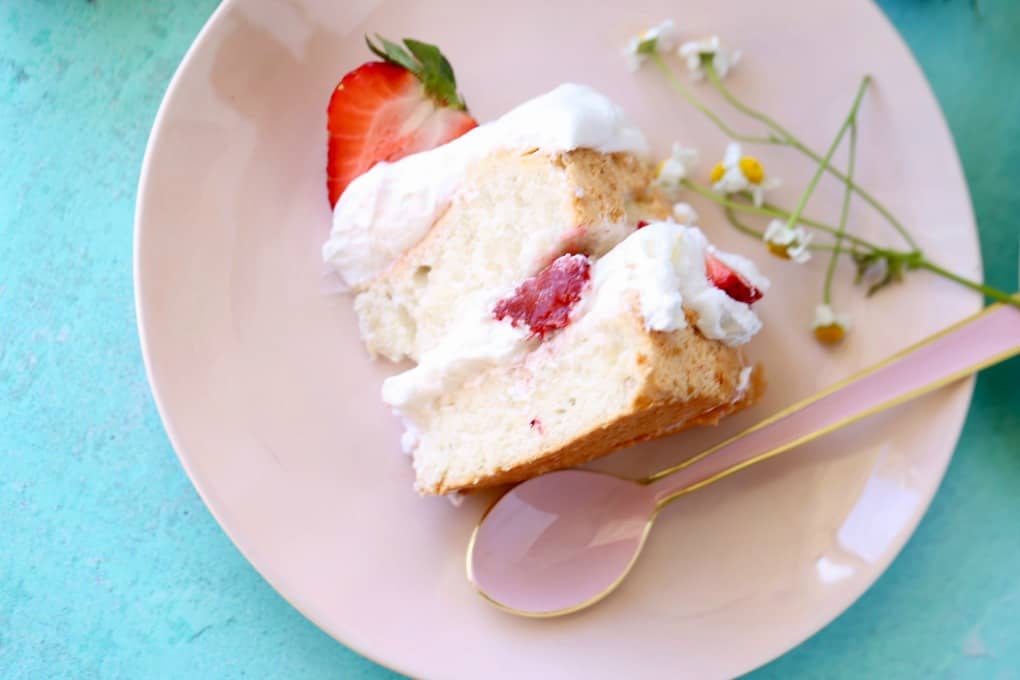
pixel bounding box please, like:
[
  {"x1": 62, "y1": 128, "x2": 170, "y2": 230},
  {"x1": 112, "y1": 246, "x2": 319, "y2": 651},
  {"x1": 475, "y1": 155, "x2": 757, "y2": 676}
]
[{"x1": 467, "y1": 302, "x2": 1020, "y2": 617}]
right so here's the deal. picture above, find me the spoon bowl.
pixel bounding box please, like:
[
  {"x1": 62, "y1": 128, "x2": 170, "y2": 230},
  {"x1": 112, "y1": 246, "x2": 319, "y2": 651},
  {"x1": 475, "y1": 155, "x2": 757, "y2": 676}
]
[{"x1": 467, "y1": 470, "x2": 658, "y2": 617}]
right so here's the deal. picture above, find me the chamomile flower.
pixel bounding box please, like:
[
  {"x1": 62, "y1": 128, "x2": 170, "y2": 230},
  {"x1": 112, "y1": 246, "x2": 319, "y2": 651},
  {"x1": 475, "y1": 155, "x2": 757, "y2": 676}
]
[
  {"x1": 622, "y1": 19, "x2": 680, "y2": 71},
  {"x1": 763, "y1": 219, "x2": 812, "y2": 263},
  {"x1": 679, "y1": 36, "x2": 741, "y2": 80},
  {"x1": 672, "y1": 202, "x2": 699, "y2": 225},
  {"x1": 655, "y1": 143, "x2": 698, "y2": 190},
  {"x1": 812, "y1": 304, "x2": 851, "y2": 344},
  {"x1": 710, "y1": 142, "x2": 780, "y2": 207}
]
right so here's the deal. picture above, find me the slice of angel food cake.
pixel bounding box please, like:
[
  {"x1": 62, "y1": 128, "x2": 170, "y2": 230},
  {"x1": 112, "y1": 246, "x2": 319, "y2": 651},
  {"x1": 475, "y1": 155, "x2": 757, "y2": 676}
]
[{"x1": 322, "y1": 36, "x2": 769, "y2": 495}]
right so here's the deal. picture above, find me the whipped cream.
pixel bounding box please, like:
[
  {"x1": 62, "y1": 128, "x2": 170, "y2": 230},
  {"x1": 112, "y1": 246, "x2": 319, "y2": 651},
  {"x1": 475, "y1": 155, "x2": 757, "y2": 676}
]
[
  {"x1": 382, "y1": 313, "x2": 533, "y2": 412},
  {"x1": 734, "y1": 365, "x2": 753, "y2": 401},
  {"x1": 322, "y1": 83, "x2": 649, "y2": 287},
  {"x1": 382, "y1": 222, "x2": 767, "y2": 417},
  {"x1": 586, "y1": 222, "x2": 768, "y2": 345}
]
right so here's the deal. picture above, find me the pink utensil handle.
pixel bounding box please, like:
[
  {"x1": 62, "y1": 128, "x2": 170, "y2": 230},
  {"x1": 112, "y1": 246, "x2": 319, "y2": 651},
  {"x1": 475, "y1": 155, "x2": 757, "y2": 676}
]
[{"x1": 650, "y1": 304, "x2": 1020, "y2": 505}]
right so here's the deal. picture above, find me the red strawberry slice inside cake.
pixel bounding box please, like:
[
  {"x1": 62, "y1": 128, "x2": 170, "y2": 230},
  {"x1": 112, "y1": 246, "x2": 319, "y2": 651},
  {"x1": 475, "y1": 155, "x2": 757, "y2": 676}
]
[{"x1": 493, "y1": 254, "x2": 592, "y2": 338}]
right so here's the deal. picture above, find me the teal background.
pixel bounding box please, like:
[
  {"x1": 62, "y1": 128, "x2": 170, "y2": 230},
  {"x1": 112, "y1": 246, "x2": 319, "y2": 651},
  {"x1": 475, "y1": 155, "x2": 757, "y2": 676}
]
[{"x1": 2, "y1": 0, "x2": 1017, "y2": 677}]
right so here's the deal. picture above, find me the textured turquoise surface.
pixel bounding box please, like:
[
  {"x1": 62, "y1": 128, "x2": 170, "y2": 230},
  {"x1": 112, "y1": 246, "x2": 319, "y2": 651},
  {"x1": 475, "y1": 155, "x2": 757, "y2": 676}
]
[{"x1": 2, "y1": 1, "x2": 1017, "y2": 678}]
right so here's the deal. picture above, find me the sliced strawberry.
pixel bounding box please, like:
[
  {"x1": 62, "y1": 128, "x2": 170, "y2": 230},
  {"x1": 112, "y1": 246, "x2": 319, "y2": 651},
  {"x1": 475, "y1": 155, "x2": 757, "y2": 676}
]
[
  {"x1": 327, "y1": 37, "x2": 478, "y2": 206},
  {"x1": 636, "y1": 220, "x2": 651, "y2": 229},
  {"x1": 493, "y1": 254, "x2": 592, "y2": 338},
  {"x1": 704, "y1": 252, "x2": 763, "y2": 304}
]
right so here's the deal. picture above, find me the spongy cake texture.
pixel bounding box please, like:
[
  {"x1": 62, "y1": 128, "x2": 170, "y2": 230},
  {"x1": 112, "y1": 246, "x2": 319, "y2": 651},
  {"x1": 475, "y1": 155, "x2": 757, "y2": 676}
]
[
  {"x1": 354, "y1": 149, "x2": 669, "y2": 362},
  {"x1": 411, "y1": 301, "x2": 763, "y2": 495}
]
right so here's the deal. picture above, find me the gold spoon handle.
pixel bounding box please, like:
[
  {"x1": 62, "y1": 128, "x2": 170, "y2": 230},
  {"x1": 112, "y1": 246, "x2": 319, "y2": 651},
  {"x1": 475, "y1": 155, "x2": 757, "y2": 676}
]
[{"x1": 645, "y1": 302, "x2": 1020, "y2": 508}]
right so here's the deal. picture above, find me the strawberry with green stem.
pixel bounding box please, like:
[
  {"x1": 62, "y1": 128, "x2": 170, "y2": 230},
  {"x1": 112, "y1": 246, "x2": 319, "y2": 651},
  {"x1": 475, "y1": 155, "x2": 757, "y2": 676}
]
[{"x1": 326, "y1": 35, "x2": 477, "y2": 206}]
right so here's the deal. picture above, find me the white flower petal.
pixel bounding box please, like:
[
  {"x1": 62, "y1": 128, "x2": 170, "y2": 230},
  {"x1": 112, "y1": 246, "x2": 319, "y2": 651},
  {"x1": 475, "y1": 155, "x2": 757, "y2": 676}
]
[
  {"x1": 679, "y1": 36, "x2": 720, "y2": 59},
  {"x1": 672, "y1": 202, "x2": 699, "y2": 224},
  {"x1": 764, "y1": 221, "x2": 812, "y2": 263},
  {"x1": 788, "y1": 229, "x2": 813, "y2": 263},
  {"x1": 813, "y1": 304, "x2": 851, "y2": 330},
  {"x1": 622, "y1": 41, "x2": 646, "y2": 72},
  {"x1": 671, "y1": 142, "x2": 699, "y2": 167},
  {"x1": 678, "y1": 36, "x2": 739, "y2": 80},
  {"x1": 623, "y1": 19, "x2": 679, "y2": 70},
  {"x1": 750, "y1": 185, "x2": 765, "y2": 207},
  {"x1": 656, "y1": 142, "x2": 699, "y2": 188},
  {"x1": 723, "y1": 142, "x2": 742, "y2": 166},
  {"x1": 764, "y1": 219, "x2": 788, "y2": 243},
  {"x1": 789, "y1": 243, "x2": 812, "y2": 264},
  {"x1": 647, "y1": 19, "x2": 679, "y2": 51},
  {"x1": 714, "y1": 165, "x2": 748, "y2": 194}
]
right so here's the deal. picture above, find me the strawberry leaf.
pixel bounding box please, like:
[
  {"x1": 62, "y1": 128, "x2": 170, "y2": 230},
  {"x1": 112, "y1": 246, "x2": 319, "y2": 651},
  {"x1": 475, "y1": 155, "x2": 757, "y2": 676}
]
[
  {"x1": 402, "y1": 39, "x2": 442, "y2": 72},
  {"x1": 436, "y1": 52, "x2": 456, "y2": 85},
  {"x1": 366, "y1": 34, "x2": 419, "y2": 74},
  {"x1": 365, "y1": 35, "x2": 388, "y2": 62},
  {"x1": 365, "y1": 34, "x2": 467, "y2": 111},
  {"x1": 404, "y1": 39, "x2": 453, "y2": 82},
  {"x1": 403, "y1": 38, "x2": 463, "y2": 110}
]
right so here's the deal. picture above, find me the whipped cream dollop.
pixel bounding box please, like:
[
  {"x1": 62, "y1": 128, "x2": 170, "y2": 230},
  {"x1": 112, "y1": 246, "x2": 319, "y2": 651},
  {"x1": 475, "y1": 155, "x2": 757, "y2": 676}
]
[
  {"x1": 586, "y1": 221, "x2": 769, "y2": 346},
  {"x1": 322, "y1": 83, "x2": 649, "y2": 287},
  {"x1": 382, "y1": 222, "x2": 768, "y2": 415}
]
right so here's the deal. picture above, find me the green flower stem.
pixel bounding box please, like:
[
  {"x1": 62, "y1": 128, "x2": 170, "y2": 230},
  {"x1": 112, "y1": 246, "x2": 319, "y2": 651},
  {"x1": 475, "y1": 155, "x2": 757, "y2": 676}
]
[
  {"x1": 705, "y1": 65, "x2": 920, "y2": 251},
  {"x1": 650, "y1": 53, "x2": 773, "y2": 145},
  {"x1": 722, "y1": 206, "x2": 765, "y2": 239},
  {"x1": 704, "y1": 64, "x2": 794, "y2": 146},
  {"x1": 786, "y1": 77, "x2": 870, "y2": 235},
  {"x1": 720, "y1": 198, "x2": 1018, "y2": 309},
  {"x1": 681, "y1": 179, "x2": 880, "y2": 252},
  {"x1": 689, "y1": 179, "x2": 1018, "y2": 305},
  {"x1": 659, "y1": 56, "x2": 1015, "y2": 309},
  {"x1": 789, "y1": 137, "x2": 919, "y2": 251},
  {"x1": 917, "y1": 260, "x2": 1020, "y2": 308},
  {"x1": 648, "y1": 55, "x2": 1015, "y2": 311},
  {"x1": 823, "y1": 113, "x2": 859, "y2": 305}
]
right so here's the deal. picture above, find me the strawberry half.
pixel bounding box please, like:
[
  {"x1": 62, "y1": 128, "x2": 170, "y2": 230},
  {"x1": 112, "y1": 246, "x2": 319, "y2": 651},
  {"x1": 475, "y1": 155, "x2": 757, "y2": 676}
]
[
  {"x1": 704, "y1": 252, "x2": 763, "y2": 304},
  {"x1": 327, "y1": 36, "x2": 478, "y2": 206},
  {"x1": 493, "y1": 254, "x2": 592, "y2": 338}
]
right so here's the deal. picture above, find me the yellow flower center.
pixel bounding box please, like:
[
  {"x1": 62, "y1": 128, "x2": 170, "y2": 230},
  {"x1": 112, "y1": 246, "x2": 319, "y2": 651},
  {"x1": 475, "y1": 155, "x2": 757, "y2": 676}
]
[
  {"x1": 739, "y1": 156, "x2": 765, "y2": 184},
  {"x1": 814, "y1": 324, "x2": 846, "y2": 345},
  {"x1": 767, "y1": 242, "x2": 792, "y2": 259},
  {"x1": 710, "y1": 162, "x2": 725, "y2": 183}
]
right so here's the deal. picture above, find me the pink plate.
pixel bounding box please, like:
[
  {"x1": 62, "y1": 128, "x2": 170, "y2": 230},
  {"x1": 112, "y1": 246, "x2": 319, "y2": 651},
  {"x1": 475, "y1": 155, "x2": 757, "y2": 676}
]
[{"x1": 134, "y1": 0, "x2": 981, "y2": 677}]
